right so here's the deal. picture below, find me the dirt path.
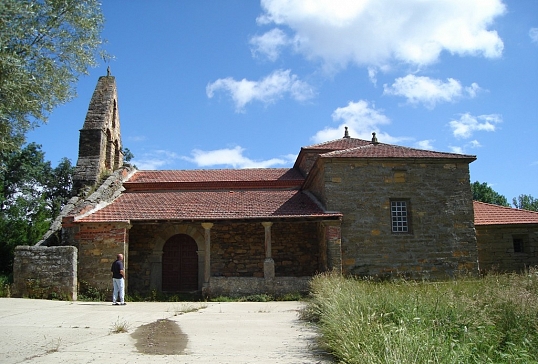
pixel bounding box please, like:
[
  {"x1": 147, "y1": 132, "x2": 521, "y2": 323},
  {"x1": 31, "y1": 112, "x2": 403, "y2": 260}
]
[{"x1": 0, "y1": 298, "x2": 332, "y2": 363}]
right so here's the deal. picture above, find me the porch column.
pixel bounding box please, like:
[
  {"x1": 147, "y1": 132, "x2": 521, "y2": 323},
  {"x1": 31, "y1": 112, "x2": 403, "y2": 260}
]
[
  {"x1": 322, "y1": 220, "x2": 342, "y2": 274},
  {"x1": 201, "y1": 222, "x2": 213, "y2": 285},
  {"x1": 262, "y1": 222, "x2": 275, "y2": 279}
]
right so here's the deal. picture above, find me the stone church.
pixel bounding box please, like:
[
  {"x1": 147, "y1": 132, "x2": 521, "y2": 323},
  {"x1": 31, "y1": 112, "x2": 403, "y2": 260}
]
[
  {"x1": 55, "y1": 74, "x2": 480, "y2": 297},
  {"x1": 14, "y1": 74, "x2": 538, "y2": 299}
]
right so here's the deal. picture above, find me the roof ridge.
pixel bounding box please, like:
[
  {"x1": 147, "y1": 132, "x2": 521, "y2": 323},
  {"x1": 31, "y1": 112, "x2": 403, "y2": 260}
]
[
  {"x1": 321, "y1": 143, "x2": 374, "y2": 156},
  {"x1": 320, "y1": 142, "x2": 476, "y2": 159},
  {"x1": 124, "y1": 179, "x2": 303, "y2": 191},
  {"x1": 302, "y1": 137, "x2": 369, "y2": 149},
  {"x1": 134, "y1": 167, "x2": 293, "y2": 172}
]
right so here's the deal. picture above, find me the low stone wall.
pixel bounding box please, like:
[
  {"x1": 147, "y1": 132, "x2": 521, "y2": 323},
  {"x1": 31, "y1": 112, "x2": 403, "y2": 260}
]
[
  {"x1": 206, "y1": 276, "x2": 311, "y2": 298},
  {"x1": 13, "y1": 246, "x2": 77, "y2": 300}
]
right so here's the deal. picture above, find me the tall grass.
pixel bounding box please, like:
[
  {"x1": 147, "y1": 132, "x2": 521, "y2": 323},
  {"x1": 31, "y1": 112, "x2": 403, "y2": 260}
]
[{"x1": 304, "y1": 270, "x2": 538, "y2": 363}]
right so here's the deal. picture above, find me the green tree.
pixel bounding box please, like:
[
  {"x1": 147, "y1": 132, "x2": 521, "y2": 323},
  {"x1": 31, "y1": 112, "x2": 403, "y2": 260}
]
[
  {"x1": 122, "y1": 147, "x2": 134, "y2": 163},
  {"x1": 46, "y1": 157, "x2": 75, "y2": 218},
  {"x1": 512, "y1": 194, "x2": 538, "y2": 212},
  {"x1": 0, "y1": 143, "x2": 74, "y2": 274},
  {"x1": 0, "y1": 0, "x2": 107, "y2": 153},
  {"x1": 471, "y1": 181, "x2": 509, "y2": 207}
]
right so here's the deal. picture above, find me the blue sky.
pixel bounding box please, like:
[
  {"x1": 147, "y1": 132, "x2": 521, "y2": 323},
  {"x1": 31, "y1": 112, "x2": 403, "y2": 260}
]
[{"x1": 28, "y1": 0, "x2": 537, "y2": 202}]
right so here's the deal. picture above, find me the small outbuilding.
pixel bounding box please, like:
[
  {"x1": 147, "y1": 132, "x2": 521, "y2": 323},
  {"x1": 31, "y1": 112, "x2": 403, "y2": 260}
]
[{"x1": 474, "y1": 201, "x2": 538, "y2": 272}]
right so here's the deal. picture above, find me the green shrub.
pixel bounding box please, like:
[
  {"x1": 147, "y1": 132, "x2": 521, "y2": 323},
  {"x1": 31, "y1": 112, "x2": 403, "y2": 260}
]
[
  {"x1": 0, "y1": 275, "x2": 11, "y2": 297},
  {"x1": 78, "y1": 280, "x2": 108, "y2": 301}
]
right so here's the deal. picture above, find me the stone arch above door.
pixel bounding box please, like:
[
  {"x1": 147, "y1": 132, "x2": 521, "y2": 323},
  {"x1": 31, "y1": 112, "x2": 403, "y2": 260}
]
[{"x1": 149, "y1": 224, "x2": 205, "y2": 291}]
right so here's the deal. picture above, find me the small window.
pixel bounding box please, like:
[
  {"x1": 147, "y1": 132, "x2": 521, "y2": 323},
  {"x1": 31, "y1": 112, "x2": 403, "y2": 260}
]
[
  {"x1": 512, "y1": 235, "x2": 528, "y2": 253},
  {"x1": 513, "y1": 239, "x2": 523, "y2": 253},
  {"x1": 391, "y1": 200, "x2": 410, "y2": 233}
]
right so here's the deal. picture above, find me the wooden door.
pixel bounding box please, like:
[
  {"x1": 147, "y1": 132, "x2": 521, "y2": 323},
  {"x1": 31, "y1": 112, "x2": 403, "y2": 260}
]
[{"x1": 162, "y1": 234, "x2": 198, "y2": 291}]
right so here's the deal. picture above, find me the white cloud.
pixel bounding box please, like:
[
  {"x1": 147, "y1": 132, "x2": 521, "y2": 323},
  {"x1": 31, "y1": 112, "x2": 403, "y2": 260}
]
[
  {"x1": 383, "y1": 75, "x2": 482, "y2": 108},
  {"x1": 206, "y1": 69, "x2": 314, "y2": 112},
  {"x1": 183, "y1": 146, "x2": 294, "y2": 168},
  {"x1": 448, "y1": 140, "x2": 482, "y2": 155},
  {"x1": 530, "y1": 28, "x2": 538, "y2": 44},
  {"x1": 449, "y1": 145, "x2": 464, "y2": 154},
  {"x1": 312, "y1": 99, "x2": 399, "y2": 143},
  {"x1": 132, "y1": 150, "x2": 181, "y2": 170},
  {"x1": 449, "y1": 113, "x2": 502, "y2": 139},
  {"x1": 367, "y1": 67, "x2": 377, "y2": 86},
  {"x1": 415, "y1": 140, "x2": 435, "y2": 150},
  {"x1": 469, "y1": 140, "x2": 482, "y2": 148},
  {"x1": 256, "y1": 0, "x2": 505, "y2": 68},
  {"x1": 250, "y1": 28, "x2": 290, "y2": 61}
]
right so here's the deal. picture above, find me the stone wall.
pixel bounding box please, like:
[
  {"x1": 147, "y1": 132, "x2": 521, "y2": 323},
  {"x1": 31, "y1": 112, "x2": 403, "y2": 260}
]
[
  {"x1": 126, "y1": 220, "x2": 322, "y2": 295},
  {"x1": 296, "y1": 150, "x2": 323, "y2": 176},
  {"x1": 322, "y1": 159, "x2": 478, "y2": 279},
  {"x1": 477, "y1": 224, "x2": 538, "y2": 272},
  {"x1": 68, "y1": 222, "x2": 129, "y2": 294},
  {"x1": 207, "y1": 276, "x2": 311, "y2": 298},
  {"x1": 211, "y1": 221, "x2": 321, "y2": 277},
  {"x1": 13, "y1": 246, "x2": 77, "y2": 300}
]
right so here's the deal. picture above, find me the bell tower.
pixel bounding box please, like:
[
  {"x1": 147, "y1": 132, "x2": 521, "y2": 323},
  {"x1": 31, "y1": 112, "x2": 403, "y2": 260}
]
[{"x1": 73, "y1": 72, "x2": 123, "y2": 193}]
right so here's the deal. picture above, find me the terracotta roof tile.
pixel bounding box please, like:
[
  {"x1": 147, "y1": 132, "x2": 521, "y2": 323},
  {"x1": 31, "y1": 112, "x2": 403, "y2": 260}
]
[
  {"x1": 321, "y1": 143, "x2": 476, "y2": 160},
  {"x1": 474, "y1": 201, "x2": 538, "y2": 225},
  {"x1": 128, "y1": 168, "x2": 302, "y2": 183},
  {"x1": 124, "y1": 168, "x2": 305, "y2": 191},
  {"x1": 76, "y1": 190, "x2": 340, "y2": 223},
  {"x1": 301, "y1": 138, "x2": 371, "y2": 151}
]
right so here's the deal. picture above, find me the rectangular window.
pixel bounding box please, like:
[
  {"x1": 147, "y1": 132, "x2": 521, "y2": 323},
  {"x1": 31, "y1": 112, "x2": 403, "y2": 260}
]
[
  {"x1": 513, "y1": 238, "x2": 523, "y2": 253},
  {"x1": 512, "y1": 234, "x2": 528, "y2": 253},
  {"x1": 391, "y1": 200, "x2": 410, "y2": 233}
]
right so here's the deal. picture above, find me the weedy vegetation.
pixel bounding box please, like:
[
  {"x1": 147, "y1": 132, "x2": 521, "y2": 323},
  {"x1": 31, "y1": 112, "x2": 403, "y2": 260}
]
[
  {"x1": 302, "y1": 270, "x2": 538, "y2": 364},
  {"x1": 110, "y1": 316, "x2": 131, "y2": 334},
  {"x1": 0, "y1": 275, "x2": 11, "y2": 297},
  {"x1": 44, "y1": 337, "x2": 62, "y2": 353},
  {"x1": 169, "y1": 302, "x2": 208, "y2": 316}
]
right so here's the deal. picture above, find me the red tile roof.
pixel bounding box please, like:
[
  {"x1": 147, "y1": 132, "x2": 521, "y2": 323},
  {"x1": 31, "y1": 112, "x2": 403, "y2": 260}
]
[
  {"x1": 474, "y1": 201, "x2": 538, "y2": 225},
  {"x1": 322, "y1": 143, "x2": 476, "y2": 160},
  {"x1": 76, "y1": 189, "x2": 340, "y2": 223},
  {"x1": 301, "y1": 137, "x2": 371, "y2": 151},
  {"x1": 128, "y1": 168, "x2": 302, "y2": 183},
  {"x1": 124, "y1": 168, "x2": 304, "y2": 191}
]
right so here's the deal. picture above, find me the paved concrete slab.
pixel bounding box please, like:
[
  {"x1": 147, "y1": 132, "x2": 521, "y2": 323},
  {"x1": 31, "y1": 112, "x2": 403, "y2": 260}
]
[{"x1": 0, "y1": 298, "x2": 331, "y2": 363}]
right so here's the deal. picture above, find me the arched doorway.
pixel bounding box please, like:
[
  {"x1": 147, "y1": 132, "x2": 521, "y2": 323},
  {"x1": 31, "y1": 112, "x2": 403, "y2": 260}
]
[{"x1": 162, "y1": 234, "x2": 198, "y2": 291}]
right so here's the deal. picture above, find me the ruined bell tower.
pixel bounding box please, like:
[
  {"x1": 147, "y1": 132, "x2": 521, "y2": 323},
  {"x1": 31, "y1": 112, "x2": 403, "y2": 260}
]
[{"x1": 73, "y1": 72, "x2": 123, "y2": 192}]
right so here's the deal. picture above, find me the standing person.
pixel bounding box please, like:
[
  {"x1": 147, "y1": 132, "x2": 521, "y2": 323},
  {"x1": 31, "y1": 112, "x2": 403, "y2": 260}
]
[{"x1": 111, "y1": 253, "x2": 126, "y2": 305}]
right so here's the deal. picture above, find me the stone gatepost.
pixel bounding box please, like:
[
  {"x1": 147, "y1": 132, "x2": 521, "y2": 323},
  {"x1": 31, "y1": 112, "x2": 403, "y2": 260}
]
[
  {"x1": 262, "y1": 222, "x2": 275, "y2": 279},
  {"x1": 323, "y1": 220, "x2": 342, "y2": 273}
]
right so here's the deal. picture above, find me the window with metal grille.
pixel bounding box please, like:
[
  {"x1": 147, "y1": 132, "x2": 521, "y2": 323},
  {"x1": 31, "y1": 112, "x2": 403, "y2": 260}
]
[{"x1": 391, "y1": 200, "x2": 409, "y2": 233}]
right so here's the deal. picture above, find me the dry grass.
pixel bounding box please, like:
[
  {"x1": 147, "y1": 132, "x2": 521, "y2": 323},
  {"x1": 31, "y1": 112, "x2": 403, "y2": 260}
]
[
  {"x1": 110, "y1": 316, "x2": 131, "y2": 334},
  {"x1": 303, "y1": 269, "x2": 538, "y2": 363}
]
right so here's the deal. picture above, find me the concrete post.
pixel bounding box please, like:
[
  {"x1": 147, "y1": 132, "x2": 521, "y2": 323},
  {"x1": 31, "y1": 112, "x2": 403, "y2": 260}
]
[
  {"x1": 201, "y1": 222, "x2": 213, "y2": 284},
  {"x1": 262, "y1": 222, "x2": 275, "y2": 279}
]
